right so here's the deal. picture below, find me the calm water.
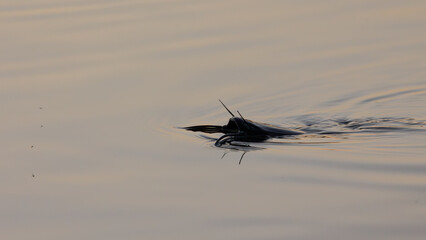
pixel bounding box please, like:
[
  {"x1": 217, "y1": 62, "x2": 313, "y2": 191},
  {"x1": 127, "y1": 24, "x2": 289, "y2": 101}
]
[{"x1": 1, "y1": 0, "x2": 426, "y2": 239}]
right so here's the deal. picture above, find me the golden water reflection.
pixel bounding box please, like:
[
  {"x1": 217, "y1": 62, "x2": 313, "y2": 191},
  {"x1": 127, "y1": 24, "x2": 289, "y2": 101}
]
[{"x1": 1, "y1": 0, "x2": 426, "y2": 239}]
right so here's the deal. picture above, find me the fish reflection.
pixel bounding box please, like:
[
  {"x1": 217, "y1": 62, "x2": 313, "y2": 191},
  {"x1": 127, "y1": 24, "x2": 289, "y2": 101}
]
[{"x1": 219, "y1": 143, "x2": 265, "y2": 165}]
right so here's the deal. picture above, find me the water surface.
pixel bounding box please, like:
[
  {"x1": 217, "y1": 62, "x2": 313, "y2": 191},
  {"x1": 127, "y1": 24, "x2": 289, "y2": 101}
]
[{"x1": 1, "y1": 0, "x2": 426, "y2": 239}]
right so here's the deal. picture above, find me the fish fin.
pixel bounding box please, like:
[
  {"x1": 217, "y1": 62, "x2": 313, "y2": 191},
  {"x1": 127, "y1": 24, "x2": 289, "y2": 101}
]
[
  {"x1": 219, "y1": 99, "x2": 235, "y2": 117},
  {"x1": 237, "y1": 110, "x2": 248, "y2": 124}
]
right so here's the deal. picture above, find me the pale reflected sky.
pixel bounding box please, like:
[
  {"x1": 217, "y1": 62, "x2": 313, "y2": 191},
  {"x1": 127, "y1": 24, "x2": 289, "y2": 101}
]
[{"x1": 1, "y1": 0, "x2": 426, "y2": 239}]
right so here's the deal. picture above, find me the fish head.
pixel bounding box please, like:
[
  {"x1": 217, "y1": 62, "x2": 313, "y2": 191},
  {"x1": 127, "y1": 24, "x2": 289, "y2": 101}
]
[{"x1": 223, "y1": 117, "x2": 260, "y2": 134}]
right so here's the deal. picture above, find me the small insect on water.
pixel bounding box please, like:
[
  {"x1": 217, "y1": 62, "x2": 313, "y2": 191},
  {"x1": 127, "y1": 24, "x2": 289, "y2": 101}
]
[{"x1": 183, "y1": 100, "x2": 303, "y2": 147}]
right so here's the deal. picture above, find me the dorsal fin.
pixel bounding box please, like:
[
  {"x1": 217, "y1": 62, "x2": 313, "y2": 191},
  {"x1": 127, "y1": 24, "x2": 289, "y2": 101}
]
[
  {"x1": 237, "y1": 110, "x2": 248, "y2": 123},
  {"x1": 219, "y1": 99, "x2": 234, "y2": 117}
]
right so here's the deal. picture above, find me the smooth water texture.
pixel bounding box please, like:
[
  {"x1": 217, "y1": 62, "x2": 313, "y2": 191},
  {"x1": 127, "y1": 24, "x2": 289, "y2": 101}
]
[{"x1": 1, "y1": 0, "x2": 426, "y2": 239}]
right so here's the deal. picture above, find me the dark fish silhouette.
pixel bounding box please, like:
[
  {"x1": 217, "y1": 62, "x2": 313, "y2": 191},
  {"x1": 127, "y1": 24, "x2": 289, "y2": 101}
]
[{"x1": 183, "y1": 100, "x2": 303, "y2": 147}]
